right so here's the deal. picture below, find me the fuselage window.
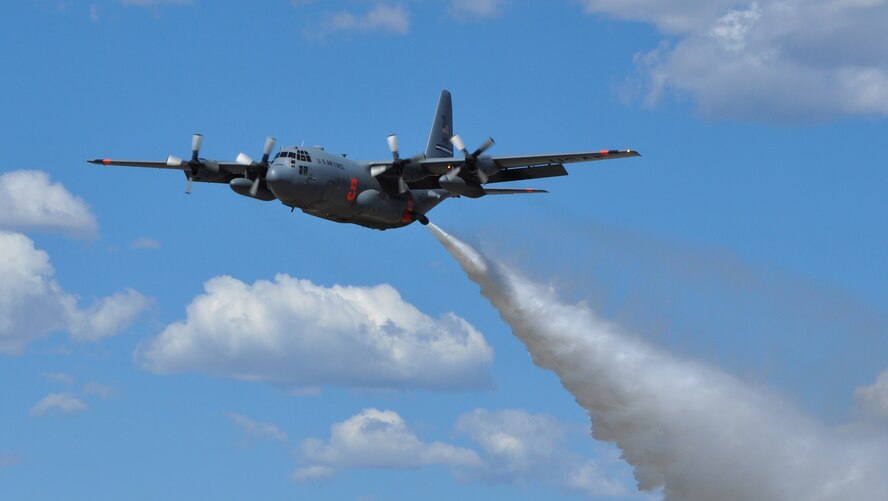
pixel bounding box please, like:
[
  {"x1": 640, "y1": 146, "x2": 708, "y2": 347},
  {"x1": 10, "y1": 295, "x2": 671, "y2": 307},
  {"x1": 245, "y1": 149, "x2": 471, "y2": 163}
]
[{"x1": 298, "y1": 165, "x2": 309, "y2": 176}]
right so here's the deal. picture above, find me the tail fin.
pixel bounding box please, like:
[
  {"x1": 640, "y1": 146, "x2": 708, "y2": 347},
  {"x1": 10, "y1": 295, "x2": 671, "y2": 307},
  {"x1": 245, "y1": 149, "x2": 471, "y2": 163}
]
[{"x1": 425, "y1": 90, "x2": 454, "y2": 159}]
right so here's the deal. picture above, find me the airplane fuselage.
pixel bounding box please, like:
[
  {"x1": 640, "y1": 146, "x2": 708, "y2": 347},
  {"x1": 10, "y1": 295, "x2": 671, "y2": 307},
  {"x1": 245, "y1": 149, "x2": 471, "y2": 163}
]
[
  {"x1": 88, "y1": 90, "x2": 639, "y2": 230},
  {"x1": 260, "y1": 146, "x2": 448, "y2": 230}
]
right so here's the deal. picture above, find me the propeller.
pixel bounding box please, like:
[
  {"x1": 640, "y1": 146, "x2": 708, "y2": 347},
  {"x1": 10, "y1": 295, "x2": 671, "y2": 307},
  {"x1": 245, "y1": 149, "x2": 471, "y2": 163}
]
[
  {"x1": 236, "y1": 136, "x2": 277, "y2": 197},
  {"x1": 449, "y1": 134, "x2": 495, "y2": 184},
  {"x1": 165, "y1": 133, "x2": 204, "y2": 194},
  {"x1": 371, "y1": 134, "x2": 424, "y2": 194}
]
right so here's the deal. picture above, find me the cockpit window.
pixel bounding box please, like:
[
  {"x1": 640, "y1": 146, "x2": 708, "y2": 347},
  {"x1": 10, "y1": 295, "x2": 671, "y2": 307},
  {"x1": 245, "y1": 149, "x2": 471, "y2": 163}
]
[{"x1": 296, "y1": 150, "x2": 312, "y2": 162}]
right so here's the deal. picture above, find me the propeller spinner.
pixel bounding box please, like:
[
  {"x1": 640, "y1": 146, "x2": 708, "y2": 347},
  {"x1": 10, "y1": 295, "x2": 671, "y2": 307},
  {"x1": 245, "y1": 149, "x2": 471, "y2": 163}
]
[
  {"x1": 236, "y1": 136, "x2": 277, "y2": 197},
  {"x1": 449, "y1": 134, "x2": 495, "y2": 184},
  {"x1": 165, "y1": 133, "x2": 208, "y2": 194},
  {"x1": 370, "y1": 134, "x2": 424, "y2": 193}
]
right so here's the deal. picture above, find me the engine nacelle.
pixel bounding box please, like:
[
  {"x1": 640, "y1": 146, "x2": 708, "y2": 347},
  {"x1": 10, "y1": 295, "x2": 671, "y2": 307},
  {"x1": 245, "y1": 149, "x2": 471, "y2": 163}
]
[
  {"x1": 229, "y1": 178, "x2": 276, "y2": 201},
  {"x1": 438, "y1": 174, "x2": 485, "y2": 198},
  {"x1": 354, "y1": 189, "x2": 411, "y2": 224},
  {"x1": 200, "y1": 160, "x2": 221, "y2": 175}
]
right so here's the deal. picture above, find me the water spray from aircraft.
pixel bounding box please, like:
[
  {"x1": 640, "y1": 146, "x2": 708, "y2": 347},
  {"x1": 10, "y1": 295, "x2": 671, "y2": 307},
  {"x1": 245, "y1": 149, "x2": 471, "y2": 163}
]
[{"x1": 428, "y1": 224, "x2": 888, "y2": 501}]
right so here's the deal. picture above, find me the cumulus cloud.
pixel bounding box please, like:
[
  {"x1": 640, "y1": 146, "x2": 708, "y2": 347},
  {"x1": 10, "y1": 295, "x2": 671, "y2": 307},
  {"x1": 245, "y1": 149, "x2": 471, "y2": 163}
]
[
  {"x1": 227, "y1": 412, "x2": 288, "y2": 445},
  {"x1": 580, "y1": 0, "x2": 888, "y2": 121},
  {"x1": 294, "y1": 408, "x2": 480, "y2": 481},
  {"x1": 295, "y1": 407, "x2": 637, "y2": 497},
  {"x1": 0, "y1": 232, "x2": 149, "y2": 354},
  {"x1": 448, "y1": 0, "x2": 509, "y2": 21},
  {"x1": 0, "y1": 171, "x2": 98, "y2": 238},
  {"x1": 67, "y1": 289, "x2": 151, "y2": 342},
  {"x1": 138, "y1": 274, "x2": 492, "y2": 391},
  {"x1": 30, "y1": 393, "x2": 88, "y2": 417},
  {"x1": 309, "y1": 3, "x2": 409, "y2": 40},
  {"x1": 855, "y1": 369, "x2": 888, "y2": 420}
]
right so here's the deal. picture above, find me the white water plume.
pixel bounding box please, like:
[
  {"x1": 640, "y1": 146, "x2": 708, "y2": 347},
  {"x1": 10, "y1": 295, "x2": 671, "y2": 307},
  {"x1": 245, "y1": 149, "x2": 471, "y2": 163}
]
[{"x1": 428, "y1": 224, "x2": 888, "y2": 500}]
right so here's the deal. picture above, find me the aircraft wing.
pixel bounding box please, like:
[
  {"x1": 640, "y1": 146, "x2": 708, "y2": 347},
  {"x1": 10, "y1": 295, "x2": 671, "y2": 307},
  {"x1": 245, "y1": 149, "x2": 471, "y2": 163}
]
[
  {"x1": 417, "y1": 149, "x2": 639, "y2": 175},
  {"x1": 491, "y1": 149, "x2": 640, "y2": 169},
  {"x1": 87, "y1": 158, "x2": 247, "y2": 185},
  {"x1": 88, "y1": 158, "x2": 246, "y2": 173},
  {"x1": 88, "y1": 159, "x2": 183, "y2": 169},
  {"x1": 403, "y1": 149, "x2": 638, "y2": 189}
]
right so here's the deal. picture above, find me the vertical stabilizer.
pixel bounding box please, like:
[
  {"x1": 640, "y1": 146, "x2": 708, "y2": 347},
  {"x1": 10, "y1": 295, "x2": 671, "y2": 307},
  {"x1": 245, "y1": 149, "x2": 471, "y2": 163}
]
[{"x1": 425, "y1": 90, "x2": 454, "y2": 159}]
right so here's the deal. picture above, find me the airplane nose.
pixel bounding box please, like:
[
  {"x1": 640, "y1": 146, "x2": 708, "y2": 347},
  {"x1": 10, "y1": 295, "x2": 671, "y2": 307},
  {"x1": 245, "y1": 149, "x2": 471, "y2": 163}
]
[{"x1": 266, "y1": 164, "x2": 282, "y2": 184}]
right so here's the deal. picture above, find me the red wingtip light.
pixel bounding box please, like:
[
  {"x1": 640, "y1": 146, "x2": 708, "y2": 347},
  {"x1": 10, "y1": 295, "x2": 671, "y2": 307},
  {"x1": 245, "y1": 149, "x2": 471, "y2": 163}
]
[
  {"x1": 102, "y1": 159, "x2": 111, "y2": 165},
  {"x1": 600, "y1": 150, "x2": 609, "y2": 155}
]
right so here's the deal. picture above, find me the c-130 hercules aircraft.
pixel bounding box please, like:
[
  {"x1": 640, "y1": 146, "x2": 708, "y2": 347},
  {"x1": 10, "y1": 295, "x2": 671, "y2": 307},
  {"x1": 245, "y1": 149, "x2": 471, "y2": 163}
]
[{"x1": 89, "y1": 90, "x2": 639, "y2": 230}]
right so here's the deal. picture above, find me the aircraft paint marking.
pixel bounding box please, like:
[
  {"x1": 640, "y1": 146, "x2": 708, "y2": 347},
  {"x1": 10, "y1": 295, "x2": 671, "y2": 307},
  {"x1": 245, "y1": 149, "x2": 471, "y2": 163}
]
[{"x1": 346, "y1": 177, "x2": 358, "y2": 202}]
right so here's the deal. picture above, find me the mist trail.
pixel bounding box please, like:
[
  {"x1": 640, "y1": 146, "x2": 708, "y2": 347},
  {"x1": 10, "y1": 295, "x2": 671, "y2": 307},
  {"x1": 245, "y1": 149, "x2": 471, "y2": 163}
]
[{"x1": 428, "y1": 224, "x2": 887, "y2": 501}]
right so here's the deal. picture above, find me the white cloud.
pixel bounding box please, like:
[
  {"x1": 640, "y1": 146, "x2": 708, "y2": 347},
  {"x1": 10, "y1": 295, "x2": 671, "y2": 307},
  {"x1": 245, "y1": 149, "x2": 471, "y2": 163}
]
[
  {"x1": 448, "y1": 0, "x2": 509, "y2": 21},
  {"x1": 138, "y1": 274, "x2": 492, "y2": 391},
  {"x1": 0, "y1": 452, "x2": 20, "y2": 469},
  {"x1": 227, "y1": 412, "x2": 288, "y2": 444},
  {"x1": 0, "y1": 232, "x2": 149, "y2": 354},
  {"x1": 30, "y1": 392, "x2": 88, "y2": 417},
  {"x1": 580, "y1": 0, "x2": 888, "y2": 121},
  {"x1": 294, "y1": 408, "x2": 480, "y2": 481},
  {"x1": 41, "y1": 372, "x2": 74, "y2": 385},
  {"x1": 119, "y1": 0, "x2": 193, "y2": 6},
  {"x1": 82, "y1": 382, "x2": 116, "y2": 399},
  {"x1": 455, "y1": 409, "x2": 636, "y2": 498},
  {"x1": 310, "y1": 3, "x2": 410, "y2": 40},
  {"x1": 855, "y1": 370, "x2": 888, "y2": 420},
  {"x1": 0, "y1": 171, "x2": 98, "y2": 238},
  {"x1": 67, "y1": 289, "x2": 151, "y2": 342},
  {"x1": 294, "y1": 407, "x2": 638, "y2": 497},
  {"x1": 130, "y1": 237, "x2": 160, "y2": 250},
  {"x1": 89, "y1": 3, "x2": 99, "y2": 22}
]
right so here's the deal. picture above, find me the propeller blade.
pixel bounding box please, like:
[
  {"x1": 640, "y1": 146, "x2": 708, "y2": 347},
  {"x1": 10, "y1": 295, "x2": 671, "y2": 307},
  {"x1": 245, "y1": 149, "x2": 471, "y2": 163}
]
[
  {"x1": 249, "y1": 176, "x2": 261, "y2": 196},
  {"x1": 370, "y1": 165, "x2": 389, "y2": 177},
  {"x1": 446, "y1": 166, "x2": 461, "y2": 181},
  {"x1": 477, "y1": 169, "x2": 489, "y2": 184},
  {"x1": 398, "y1": 177, "x2": 409, "y2": 194},
  {"x1": 472, "y1": 137, "x2": 495, "y2": 158},
  {"x1": 450, "y1": 134, "x2": 469, "y2": 156},
  {"x1": 185, "y1": 176, "x2": 193, "y2": 194},
  {"x1": 236, "y1": 153, "x2": 254, "y2": 166},
  {"x1": 167, "y1": 155, "x2": 183, "y2": 167},
  {"x1": 191, "y1": 133, "x2": 203, "y2": 161},
  {"x1": 387, "y1": 134, "x2": 400, "y2": 161},
  {"x1": 261, "y1": 136, "x2": 276, "y2": 163}
]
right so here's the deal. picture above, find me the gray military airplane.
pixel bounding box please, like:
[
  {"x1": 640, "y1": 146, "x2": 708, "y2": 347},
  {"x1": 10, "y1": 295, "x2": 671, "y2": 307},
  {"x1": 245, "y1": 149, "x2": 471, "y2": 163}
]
[{"x1": 89, "y1": 90, "x2": 639, "y2": 230}]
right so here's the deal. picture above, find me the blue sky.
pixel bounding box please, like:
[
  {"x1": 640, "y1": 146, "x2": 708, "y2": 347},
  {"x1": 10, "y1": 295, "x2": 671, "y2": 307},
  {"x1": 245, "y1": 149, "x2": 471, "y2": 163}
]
[{"x1": 1, "y1": 1, "x2": 887, "y2": 499}]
